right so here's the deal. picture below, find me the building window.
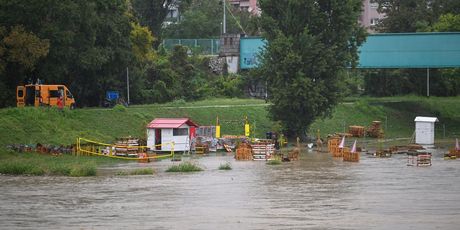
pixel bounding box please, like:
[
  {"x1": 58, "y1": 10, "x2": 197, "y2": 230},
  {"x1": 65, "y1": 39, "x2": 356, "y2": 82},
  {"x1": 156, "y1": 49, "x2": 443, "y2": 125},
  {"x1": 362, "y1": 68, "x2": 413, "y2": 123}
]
[
  {"x1": 370, "y1": 2, "x2": 379, "y2": 9},
  {"x1": 370, "y1": 18, "x2": 379, "y2": 26},
  {"x1": 173, "y1": 128, "x2": 188, "y2": 136}
]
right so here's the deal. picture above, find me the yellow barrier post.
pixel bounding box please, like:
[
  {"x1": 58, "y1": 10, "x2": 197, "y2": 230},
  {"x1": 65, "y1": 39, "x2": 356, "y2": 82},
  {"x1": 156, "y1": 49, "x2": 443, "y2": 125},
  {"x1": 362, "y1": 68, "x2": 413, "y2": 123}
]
[
  {"x1": 216, "y1": 116, "x2": 221, "y2": 138},
  {"x1": 244, "y1": 116, "x2": 250, "y2": 137},
  {"x1": 172, "y1": 141, "x2": 175, "y2": 159},
  {"x1": 76, "y1": 138, "x2": 79, "y2": 156}
]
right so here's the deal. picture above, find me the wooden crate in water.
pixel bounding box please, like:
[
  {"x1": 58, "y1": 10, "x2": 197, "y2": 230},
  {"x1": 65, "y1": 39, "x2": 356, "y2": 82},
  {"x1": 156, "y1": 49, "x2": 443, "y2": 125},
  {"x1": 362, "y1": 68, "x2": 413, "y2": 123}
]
[
  {"x1": 449, "y1": 149, "x2": 460, "y2": 158},
  {"x1": 235, "y1": 143, "x2": 253, "y2": 160},
  {"x1": 407, "y1": 152, "x2": 432, "y2": 166},
  {"x1": 327, "y1": 137, "x2": 342, "y2": 157},
  {"x1": 252, "y1": 142, "x2": 275, "y2": 161},
  {"x1": 343, "y1": 148, "x2": 360, "y2": 162}
]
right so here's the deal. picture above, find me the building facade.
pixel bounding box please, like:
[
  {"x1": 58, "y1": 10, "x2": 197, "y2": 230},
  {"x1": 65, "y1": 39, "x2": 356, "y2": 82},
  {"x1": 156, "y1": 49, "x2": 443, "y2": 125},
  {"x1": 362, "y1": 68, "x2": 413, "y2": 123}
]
[
  {"x1": 359, "y1": 0, "x2": 386, "y2": 33},
  {"x1": 228, "y1": 0, "x2": 260, "y2": 15}
]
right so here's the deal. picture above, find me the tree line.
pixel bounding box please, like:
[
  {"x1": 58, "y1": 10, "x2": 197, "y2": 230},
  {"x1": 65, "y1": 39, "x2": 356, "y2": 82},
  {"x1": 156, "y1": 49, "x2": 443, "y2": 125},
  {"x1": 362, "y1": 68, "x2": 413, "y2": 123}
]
[{"x1": 0, "y1": 0, "x2": 249, "y2": 108}]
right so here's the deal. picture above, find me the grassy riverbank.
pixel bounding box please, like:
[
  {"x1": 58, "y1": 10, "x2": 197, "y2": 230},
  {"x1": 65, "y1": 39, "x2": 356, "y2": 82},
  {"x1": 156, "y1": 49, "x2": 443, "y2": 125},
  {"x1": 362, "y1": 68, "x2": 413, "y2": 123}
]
[
  {"x1": 310, "y1": 96, "x2": 460, "y2": 140},
  {"x1": 0, "y1": 96, "x2": 459, "y2": 176},
  {"x1": 0, "y1": 151, "x2": 121, "y2": 176},
  {"x1": 1, "y1": 96, "x2": 459, "y2": 145}
]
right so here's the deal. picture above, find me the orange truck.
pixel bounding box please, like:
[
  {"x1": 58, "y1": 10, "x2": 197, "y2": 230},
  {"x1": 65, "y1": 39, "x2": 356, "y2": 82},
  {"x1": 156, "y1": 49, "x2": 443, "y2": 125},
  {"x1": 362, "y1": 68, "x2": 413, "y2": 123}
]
[{"x1": 17, "y1": 84, "x2": 76, "y2": 109}]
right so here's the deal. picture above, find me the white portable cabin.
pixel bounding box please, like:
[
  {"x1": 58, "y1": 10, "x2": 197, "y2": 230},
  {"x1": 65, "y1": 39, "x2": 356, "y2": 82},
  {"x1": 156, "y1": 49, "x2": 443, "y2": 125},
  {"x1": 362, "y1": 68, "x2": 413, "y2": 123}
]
[
  {"x1": 146, "y1": 118, "x2": 198, "y2": 152},
  {"x1": 414, "y1": 116, "x2": 439, "y2": 145}
]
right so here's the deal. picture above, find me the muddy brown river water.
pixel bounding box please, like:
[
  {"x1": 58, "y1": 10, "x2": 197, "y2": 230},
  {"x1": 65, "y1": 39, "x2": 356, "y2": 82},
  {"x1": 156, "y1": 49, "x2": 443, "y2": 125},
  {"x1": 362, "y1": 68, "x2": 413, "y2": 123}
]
[{"x1": 1, "y1": 149, "x2": 460, "y2": 230}]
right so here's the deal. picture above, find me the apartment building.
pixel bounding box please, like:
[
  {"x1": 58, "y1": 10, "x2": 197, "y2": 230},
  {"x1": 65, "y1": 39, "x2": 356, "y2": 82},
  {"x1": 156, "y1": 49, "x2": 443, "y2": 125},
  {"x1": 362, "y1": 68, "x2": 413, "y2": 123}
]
[
  {"x1": 228, "y1": 0, "x2": 260, "y2": 15},
  {"x1": 359, "y1": 0, "x2": 386, "y2": 33}
]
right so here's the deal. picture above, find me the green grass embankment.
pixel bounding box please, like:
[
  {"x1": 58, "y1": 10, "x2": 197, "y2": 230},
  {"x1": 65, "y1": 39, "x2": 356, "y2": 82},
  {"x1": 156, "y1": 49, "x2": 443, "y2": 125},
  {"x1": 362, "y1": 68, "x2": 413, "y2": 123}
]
[
  {"x1": 1, "y1": 96, "x2": 459, "y2": 146},
  {"x1": 0, "y1": 98, "x2": 269, "y2": 146}
]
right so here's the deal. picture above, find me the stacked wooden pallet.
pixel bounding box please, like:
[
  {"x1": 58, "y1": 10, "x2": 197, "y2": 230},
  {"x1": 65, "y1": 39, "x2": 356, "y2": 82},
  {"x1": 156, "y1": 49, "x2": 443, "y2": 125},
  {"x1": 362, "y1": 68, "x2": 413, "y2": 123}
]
[
  {"x1": 407, "y1": 152, "x2": 432, "y2": 166},
  {"x1": 348, "y1": 126, "x2": 365, "y2": 137},
  {"x1": 328, "y1": 136, "x2": 344, "y2": 157},
  {"x1": 343, "y1": 147, "x2": 359, "y2": 162},
  {"x1": 327, "y1": 136, "x2": 341, "y2": 156},
  {"x1": 115, "y1": 137, "x2": 140, "y2": 157},
  {"x1": 195, "y1": 143, "x2": 209, "y2": 154},
  {"x1": 235, "y1": 143, "x2": 253, "y2": 160},
  {"x1": 367, "y1": 121, "x2": 384, "y2": 138},
  {"x1": 252, "y1": 142, "x2": 275, "y2": 161}
]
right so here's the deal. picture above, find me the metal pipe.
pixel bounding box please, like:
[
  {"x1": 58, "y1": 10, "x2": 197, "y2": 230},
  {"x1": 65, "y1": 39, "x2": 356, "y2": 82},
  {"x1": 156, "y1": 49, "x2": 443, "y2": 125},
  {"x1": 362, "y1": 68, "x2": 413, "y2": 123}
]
[{"x1": 127, "y1": 67, "x2": 130, "y2": 105}]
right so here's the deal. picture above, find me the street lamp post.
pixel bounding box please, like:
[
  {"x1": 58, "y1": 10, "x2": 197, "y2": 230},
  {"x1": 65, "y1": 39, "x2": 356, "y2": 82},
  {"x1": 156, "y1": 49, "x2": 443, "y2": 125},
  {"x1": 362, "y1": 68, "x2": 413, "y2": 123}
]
[{"x1": 222, "y1": 0, "x2": 226, "y2": 34}]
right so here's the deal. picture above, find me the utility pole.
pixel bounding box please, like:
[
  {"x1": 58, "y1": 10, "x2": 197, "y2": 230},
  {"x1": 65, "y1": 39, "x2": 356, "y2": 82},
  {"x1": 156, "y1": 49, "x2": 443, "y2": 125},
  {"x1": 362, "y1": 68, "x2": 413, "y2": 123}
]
[
  {"x1": 222, "y1": 0, "x2": 226, "y2": 34},
  {"x1": 426, "y1": 68, "x2": 430, "y2": 97},
  {"x1": 126, "y1": 67, "x2": 130, "y2": 105}
]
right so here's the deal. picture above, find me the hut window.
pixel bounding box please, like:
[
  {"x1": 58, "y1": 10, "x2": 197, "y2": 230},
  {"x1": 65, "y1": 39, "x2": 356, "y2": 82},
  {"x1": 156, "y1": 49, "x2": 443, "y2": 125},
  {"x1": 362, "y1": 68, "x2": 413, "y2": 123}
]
[{"x1": 173, "y1": 128, "x2": 188, "y2": 136}]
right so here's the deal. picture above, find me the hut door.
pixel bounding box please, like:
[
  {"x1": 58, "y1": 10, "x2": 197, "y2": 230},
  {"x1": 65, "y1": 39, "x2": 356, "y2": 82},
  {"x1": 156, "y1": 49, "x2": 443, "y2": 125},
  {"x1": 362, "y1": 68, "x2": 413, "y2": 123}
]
[
  {"x1": 189, "y1": 126, "x2": 196, "y2": 139},
  {"x1": 155, "y1": 129, "x2": 162, "y2": 150}
]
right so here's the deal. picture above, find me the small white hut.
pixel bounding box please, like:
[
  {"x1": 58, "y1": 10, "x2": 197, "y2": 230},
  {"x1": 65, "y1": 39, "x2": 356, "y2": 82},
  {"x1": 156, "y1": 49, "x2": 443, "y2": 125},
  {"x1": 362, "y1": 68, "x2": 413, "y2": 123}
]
[
  {"x1": 414, "y1": 116, "x2": 439, "y2": 145},
  {"x1": 146, "y1": 118, "x2": 198, "y2": 152}
]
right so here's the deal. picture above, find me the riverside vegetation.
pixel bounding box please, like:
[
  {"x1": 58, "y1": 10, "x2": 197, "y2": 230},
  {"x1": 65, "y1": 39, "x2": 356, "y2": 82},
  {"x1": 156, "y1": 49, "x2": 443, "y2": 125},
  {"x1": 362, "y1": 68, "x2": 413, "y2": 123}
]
[{"x1": 1, "y1": 96, "x2": 459, "y2": 176}]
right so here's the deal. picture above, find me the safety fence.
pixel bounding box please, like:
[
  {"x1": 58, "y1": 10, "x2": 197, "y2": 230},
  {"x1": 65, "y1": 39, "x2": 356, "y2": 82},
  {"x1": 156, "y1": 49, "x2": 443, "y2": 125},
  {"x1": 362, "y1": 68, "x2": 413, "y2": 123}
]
[
  {"x1": 163, "y1": 39, "x2": 220, "y2": 55},
  {"x1": 76, "y1": 137, "x2": 175, "y2": 160}
]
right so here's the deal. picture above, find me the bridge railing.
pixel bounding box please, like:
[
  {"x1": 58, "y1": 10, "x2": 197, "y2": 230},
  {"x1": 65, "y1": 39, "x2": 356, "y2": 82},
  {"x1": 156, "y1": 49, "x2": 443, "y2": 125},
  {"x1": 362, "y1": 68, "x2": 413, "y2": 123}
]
[{"x1": 163, "y1": 39, "x2": 220, "y2": 55}]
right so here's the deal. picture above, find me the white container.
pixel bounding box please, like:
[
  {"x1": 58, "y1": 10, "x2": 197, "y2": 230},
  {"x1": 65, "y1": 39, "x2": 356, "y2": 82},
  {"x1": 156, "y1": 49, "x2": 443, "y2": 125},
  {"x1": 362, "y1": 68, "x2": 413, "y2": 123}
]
[{"x1": 414, "y1": 116, "x2": 438, "y2": 145}]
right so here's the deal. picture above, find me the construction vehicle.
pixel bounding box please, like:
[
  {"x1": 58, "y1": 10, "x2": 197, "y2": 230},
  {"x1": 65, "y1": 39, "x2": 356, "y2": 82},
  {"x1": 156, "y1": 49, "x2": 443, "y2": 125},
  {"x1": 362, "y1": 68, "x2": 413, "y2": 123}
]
[{"x1": 16, "y1": 83, "x2": 76, "y2": 109}]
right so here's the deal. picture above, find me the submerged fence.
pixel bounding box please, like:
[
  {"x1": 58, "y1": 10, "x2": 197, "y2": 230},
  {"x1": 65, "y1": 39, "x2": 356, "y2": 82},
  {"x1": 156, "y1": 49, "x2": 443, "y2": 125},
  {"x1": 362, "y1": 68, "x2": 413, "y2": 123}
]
[{"x1": 163, "y1": 39, "x2": 220, "y2": 55}]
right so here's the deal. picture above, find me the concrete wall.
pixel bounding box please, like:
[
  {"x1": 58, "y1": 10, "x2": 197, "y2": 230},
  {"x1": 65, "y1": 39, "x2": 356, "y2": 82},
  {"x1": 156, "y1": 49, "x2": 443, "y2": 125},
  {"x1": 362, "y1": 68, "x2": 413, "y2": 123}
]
[{"x1": 225, "y1": 56, "x2": 239, "y2": 73}]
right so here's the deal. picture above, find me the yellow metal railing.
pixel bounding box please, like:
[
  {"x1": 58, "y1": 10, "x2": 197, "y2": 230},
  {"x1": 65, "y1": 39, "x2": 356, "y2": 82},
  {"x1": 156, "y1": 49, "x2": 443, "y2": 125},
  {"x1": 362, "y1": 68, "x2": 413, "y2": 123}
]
[{"x1": 76, "y1": 137, "x2": 175, "y2": 160}]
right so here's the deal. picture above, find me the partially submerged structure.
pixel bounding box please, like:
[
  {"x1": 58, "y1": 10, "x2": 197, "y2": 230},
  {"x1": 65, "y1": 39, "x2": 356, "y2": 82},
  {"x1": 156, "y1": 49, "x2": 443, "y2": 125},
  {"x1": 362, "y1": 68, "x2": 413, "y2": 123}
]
[
  {"x1": 146, "y1": 118, "x2": 199, "y2": 152},
  {"x1": 407, "y1": 152, "x2": 432, "y2": 166}
]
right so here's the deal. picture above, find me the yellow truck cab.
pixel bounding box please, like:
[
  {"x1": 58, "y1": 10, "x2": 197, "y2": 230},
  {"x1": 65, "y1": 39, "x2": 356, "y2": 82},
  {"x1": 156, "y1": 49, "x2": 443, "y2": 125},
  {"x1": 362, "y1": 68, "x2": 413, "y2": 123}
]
[{"x1": 17, "y1": 84, "x2": 76, "y2": 109}]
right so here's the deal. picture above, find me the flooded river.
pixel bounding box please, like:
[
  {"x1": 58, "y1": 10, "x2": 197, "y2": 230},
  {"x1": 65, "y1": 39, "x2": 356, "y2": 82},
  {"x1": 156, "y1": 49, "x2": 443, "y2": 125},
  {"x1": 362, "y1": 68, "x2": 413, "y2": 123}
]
[{"x1": 1, "y1": 150, "x2": 460, "y2": 229}]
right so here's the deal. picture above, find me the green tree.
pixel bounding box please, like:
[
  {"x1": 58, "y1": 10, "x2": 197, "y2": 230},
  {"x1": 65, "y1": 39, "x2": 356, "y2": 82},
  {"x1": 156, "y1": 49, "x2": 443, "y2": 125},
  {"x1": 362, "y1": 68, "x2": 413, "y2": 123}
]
[
  {"x1": 1, "y1": 25, "x2": 49, "y2": 73},
  {"x1": 0, "y1": 0, "x2": 135, "y2": 107},
  {"x1": 130, "y1": 22, "x2": 156, "y2": 64},
  {"x1": 429, "y1": 13, "x2": 460, "y2": 97},
  {"x1": 258, "y1": 0, "x2": 366, "y2": 137},
  {"x1": 131, "y1": 0, "x2": 175, "y2": 45},
  {"x1": 0, "y1": 25, "x2": 50, "y2": 107},
  {"x1": 431, "y1": 13, "x2": 460, "y2": 31},
  {"x1": 375, "y1": 0, "x2": 460, "y2": 32}
]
